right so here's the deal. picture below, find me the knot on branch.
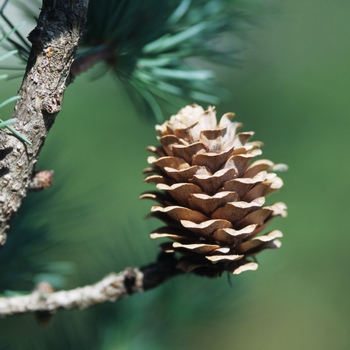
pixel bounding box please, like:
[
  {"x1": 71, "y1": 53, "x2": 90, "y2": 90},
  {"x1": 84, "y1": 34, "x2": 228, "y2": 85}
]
[{"x1": 42, "y1": 94, "x2": 62, "y2": 114}]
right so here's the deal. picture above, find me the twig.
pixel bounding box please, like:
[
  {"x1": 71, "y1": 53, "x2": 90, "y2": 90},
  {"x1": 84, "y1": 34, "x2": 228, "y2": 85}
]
[
  {"x1": 28, "y1": 170, "x2": 54, "y2": 191},
  {"x1": 70, "y1": 44, "x2": 116, "y2": 78},
  {"x1": 0, "y1": 0, "x2": 89, "y2": 245},
  {"x1": 0, "y1": 253, "x2": 182, "y2": 317}
]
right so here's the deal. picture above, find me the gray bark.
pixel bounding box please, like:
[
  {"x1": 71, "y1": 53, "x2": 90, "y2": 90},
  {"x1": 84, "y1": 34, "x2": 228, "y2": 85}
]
[
  {"x1": 0, "y1": 253, "x2": 181, "y2": 317},
  {"x1": 0, "y1": 0, "x2": 88, "y2": 245},
  {"x1": 0, "y1": 270, "x2": 145, "y2": 317}
]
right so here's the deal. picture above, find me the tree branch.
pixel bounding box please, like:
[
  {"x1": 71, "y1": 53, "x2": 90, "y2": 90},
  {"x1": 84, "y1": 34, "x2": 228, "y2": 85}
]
[
  {"x1": 0, "y1": 253, "x2": 182, "y2": 318},
  {"x1": 0, "y1": 0, "x2": 88, "y2": 246}
]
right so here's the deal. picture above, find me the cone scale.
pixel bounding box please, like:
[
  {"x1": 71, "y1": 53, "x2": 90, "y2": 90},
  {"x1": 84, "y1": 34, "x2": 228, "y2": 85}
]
[{"x1": 141, "y1": 105, "x2": 287, "y2": 277}]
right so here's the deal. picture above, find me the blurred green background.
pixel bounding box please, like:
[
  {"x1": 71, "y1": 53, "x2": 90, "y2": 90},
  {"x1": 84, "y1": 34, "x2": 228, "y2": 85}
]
[{"x1": 1, "y1": 0, "x2": 350, "y2": 349}]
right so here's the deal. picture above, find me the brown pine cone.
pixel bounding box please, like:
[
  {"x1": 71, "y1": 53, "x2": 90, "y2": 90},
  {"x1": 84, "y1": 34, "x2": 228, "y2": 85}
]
[{"x1": 141, "y1": 105, "x2": 287, "y2": 277}]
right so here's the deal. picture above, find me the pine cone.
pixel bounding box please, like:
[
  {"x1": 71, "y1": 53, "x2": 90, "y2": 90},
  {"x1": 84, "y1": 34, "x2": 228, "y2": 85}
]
[{"x1": 141, "y1": 105, "x2": 287, "y2": 278}]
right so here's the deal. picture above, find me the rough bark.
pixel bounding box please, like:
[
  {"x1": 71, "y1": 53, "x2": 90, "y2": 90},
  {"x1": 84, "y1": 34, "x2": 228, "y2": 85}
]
[
  {"x1": 0, "y1": 0, "x2": 88, "y2": 245},
  {"x1": 0, "y1": 253, "x2": 182, "y2": 317}
]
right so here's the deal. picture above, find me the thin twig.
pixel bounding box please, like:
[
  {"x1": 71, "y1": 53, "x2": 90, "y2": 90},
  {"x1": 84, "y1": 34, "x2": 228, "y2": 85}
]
[{"x1": 0, "y1": 253, "x2": 182, "y2": 317}]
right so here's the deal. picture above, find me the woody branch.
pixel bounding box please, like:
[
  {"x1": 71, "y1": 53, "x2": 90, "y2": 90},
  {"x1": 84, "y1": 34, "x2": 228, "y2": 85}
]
[
  {"x1": 0, "y1": 253, "x2": 181, "y2": 317},
  {"x1": 0, "y1": 0, "x2": 88, "y2": 245}
]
